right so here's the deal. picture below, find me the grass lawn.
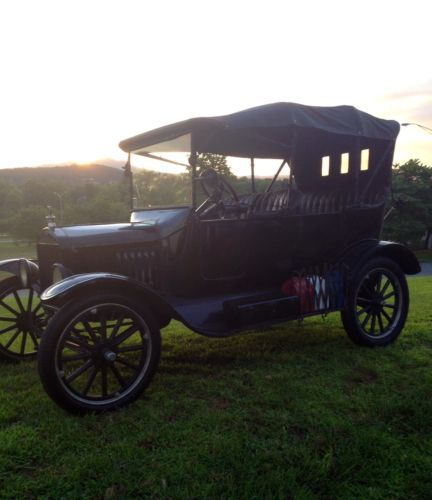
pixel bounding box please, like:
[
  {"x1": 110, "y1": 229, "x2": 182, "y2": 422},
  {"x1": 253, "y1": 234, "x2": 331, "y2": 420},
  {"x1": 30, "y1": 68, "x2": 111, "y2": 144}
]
[
  {"x1": 0, "y1": 277, "x2": 431, "y2": 498},
  {"x1": 0, "y1": 240, "x2": 36, "y2": 261}
]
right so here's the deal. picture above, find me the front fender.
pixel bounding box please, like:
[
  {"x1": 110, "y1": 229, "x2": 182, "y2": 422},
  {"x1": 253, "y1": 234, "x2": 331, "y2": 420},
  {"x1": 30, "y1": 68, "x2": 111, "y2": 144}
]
[{"x1": 41, "y1": 272, "x2": 176, "y2": 324}]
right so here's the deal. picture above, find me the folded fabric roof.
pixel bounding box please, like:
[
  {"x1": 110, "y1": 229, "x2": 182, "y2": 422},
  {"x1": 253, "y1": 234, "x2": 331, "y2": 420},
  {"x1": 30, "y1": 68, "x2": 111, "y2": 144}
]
[{"x1": 119, "y1": 102, "x2": 400, "y2": 159}]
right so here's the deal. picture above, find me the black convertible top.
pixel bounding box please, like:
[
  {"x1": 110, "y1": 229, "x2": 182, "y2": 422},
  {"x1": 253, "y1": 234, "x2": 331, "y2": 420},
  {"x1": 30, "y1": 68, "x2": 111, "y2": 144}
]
[{"x1": 119, "y1": 102, "x2": 400, "y2": 159}]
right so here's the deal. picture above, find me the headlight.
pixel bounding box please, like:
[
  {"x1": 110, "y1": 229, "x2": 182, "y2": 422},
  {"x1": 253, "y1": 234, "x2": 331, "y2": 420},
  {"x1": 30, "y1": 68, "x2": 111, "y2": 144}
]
[
  {"x1": 52, "y1": 263, "x2": 72, "y2": 284},
  {"x1": 18, "y1": 259, "x2": 39, "y2": 288},
  {"x1": 19, "y1": 259, "x2": 30, "y2": 288}
]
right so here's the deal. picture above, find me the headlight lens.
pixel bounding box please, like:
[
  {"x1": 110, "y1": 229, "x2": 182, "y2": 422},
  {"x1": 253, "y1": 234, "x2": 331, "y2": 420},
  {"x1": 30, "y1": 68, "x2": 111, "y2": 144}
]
[
  {"x1": 52, "y1": 266, "x2": 63, "y2": 284},
  {"x1": 52, "y1": 263, "x2": 71, "y2": 284},
  {"x1": 18, "y1": 259, "x2": 39, "y2": 288},
  {"x1": 19, "y1": 259, "x2": 29, "y2": 288}
]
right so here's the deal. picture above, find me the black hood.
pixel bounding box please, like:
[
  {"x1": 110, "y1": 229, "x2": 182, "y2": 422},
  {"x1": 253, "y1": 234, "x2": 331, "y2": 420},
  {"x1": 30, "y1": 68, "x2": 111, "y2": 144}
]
[{"x1": 42, "y1": 207, "x2": 192, "y2": 249}]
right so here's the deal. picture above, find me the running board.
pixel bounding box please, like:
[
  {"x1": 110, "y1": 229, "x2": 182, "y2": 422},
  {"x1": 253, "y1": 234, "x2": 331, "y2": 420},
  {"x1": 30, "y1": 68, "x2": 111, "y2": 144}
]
[{"x1": 223, "y1": 293, "x2": 299, "y2": 326}]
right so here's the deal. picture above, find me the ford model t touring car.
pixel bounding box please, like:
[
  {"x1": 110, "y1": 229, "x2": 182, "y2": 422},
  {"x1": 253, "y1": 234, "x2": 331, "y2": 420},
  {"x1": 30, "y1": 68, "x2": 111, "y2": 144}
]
[{"x1": 0, "y1": 103, "x2": 420, "y2": 412}]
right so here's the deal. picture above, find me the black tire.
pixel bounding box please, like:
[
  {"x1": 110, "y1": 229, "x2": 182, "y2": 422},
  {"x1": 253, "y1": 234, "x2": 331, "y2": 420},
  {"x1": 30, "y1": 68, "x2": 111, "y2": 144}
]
[
  {"x1": 341, "y1": 257, "x2": 409, "y2": 347},
  {"x1": 37, "y1": 293, "x2": 161, "y2": 413},
  {"x1": 0, "y1": 276, "x2": 44, "y2": 362}
]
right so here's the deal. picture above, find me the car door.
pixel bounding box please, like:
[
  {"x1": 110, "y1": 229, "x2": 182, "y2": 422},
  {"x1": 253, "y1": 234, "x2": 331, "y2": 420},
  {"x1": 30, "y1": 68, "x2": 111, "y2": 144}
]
[{"x1": 198, "y1": 218, "x2": 251, "y2": 281}]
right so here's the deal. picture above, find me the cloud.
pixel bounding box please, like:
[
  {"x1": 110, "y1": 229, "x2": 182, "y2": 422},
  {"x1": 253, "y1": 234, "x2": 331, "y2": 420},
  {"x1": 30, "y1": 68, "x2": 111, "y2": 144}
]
[
  {"x1": 406, "y1": 101, "x2": 432, "y2": 124},
  {"x1": 374, "y1": 80, "x2": 432, "y2": 127},
  {"x1": 383, "y1": 80, "x2": 432, "y2": 101}
]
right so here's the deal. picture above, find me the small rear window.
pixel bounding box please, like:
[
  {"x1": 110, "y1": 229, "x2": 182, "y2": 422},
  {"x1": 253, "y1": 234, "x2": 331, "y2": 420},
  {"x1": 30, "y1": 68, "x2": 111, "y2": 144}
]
[
  {"x1": 321, "y1": 156, "x2": 330, "y2": 176},
  {"x1": 341, "y1": 153, "x2": 349, "y2": 174},
  {"x1": 361, "y1": 149, "x2": 369, "y2": 171}
]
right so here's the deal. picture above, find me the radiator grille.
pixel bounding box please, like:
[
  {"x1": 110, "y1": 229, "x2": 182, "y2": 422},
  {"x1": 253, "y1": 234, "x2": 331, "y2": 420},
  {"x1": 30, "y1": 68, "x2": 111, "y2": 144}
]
[{"x1": 115, "y1": 249, "x2": 159, "y2": 288}]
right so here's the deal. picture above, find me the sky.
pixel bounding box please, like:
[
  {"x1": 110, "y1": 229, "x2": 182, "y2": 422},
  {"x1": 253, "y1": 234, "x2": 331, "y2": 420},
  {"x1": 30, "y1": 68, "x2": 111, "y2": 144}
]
[{"x1": 0, "y1": 0, "x2": 431, "y2": 175}]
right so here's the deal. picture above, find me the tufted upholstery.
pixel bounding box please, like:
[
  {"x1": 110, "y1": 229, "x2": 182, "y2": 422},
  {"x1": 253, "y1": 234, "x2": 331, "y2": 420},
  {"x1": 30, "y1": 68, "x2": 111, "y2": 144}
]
[
  {"x1": 250, "y1": 190, "x2": 291, "y2": 212},
  {"x1": 291, "y1": 190, "x2": 385, "y2": 215},
  {"x1": 226, "y1": 189, "x2": 385, "y2": 218}
]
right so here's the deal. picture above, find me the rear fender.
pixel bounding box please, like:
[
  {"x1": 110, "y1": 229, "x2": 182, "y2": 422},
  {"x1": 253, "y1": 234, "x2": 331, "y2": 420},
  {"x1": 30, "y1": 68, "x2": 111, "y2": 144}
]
[
  {"x1": 337, "y1": 239, "x2": 421, "y2": 276},
  {"x1": 41, "y1": 273, "x2": 176, "y2": 327},
  {"x1": 373, "y1": 241, "x2": 421, "y2": 275}
]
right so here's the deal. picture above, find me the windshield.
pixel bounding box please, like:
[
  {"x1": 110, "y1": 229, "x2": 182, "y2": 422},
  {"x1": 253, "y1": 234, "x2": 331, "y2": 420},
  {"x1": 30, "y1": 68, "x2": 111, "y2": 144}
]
[
  {"x1": 130, "y1": 154, "x2": 291, "y2": 209},
  {"x1": 130, "y1": 153, "x2": 190, "y2": 208}
]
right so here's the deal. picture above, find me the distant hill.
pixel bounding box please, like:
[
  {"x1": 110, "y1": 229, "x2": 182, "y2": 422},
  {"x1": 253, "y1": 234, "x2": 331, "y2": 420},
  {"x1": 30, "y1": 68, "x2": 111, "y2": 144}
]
[{"x1": 0, "y1": 163, "x2": 124, "y2": 185}]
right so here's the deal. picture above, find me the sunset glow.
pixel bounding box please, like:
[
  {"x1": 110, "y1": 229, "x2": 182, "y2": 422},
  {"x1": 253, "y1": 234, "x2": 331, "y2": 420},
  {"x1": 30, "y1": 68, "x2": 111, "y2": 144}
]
[{"x1": 0, "y1": 0, "x2": 431, "y2": 172}]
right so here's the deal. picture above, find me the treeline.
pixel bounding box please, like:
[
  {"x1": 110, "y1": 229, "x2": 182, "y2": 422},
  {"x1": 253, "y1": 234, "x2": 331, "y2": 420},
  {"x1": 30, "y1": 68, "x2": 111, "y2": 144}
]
[
  {"x1": 0, "y1": 164, "x2": 129, "y2": 240},
  {"x1": 0, "y1": 159, "x2": 430, "y2": 248},
  {"x1": 383, "y1": 159, "x2": 432, "y2": 248}
]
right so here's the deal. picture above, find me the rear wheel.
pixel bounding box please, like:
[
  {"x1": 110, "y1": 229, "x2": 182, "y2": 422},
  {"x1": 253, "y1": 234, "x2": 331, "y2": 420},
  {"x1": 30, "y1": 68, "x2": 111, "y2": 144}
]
[
  {"x1": 0, "y1": 277, "x2": 44, "y2": 361},
  {"x1": 341, "y1": 257, "x2": 409, "y2": 346},
  {"x1": 38, "y1": 294, "x2": 161, "y2": 413}
]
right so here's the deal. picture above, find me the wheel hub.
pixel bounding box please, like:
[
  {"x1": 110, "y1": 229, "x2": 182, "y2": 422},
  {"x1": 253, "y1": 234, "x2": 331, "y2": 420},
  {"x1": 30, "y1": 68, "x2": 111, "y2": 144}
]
[
  {"x1": 103, "y1": 350, "x2": 117, "y2": 362},
  {"x1": 368, "y1": 292, "x2": 384, "y2": 313},
  {"x1": 90, "y1": 342, "x2": 117, "y2": 364}
]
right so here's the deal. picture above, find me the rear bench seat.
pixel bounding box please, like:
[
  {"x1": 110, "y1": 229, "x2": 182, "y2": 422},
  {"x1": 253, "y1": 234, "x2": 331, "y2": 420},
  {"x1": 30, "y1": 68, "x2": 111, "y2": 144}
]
[{"x1": 233, "y1": 189, "x2": 386, "y2": 217}]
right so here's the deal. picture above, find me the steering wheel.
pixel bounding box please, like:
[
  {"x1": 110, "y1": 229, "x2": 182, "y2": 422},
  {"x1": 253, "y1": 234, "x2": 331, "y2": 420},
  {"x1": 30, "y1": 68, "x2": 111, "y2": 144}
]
[{"x1": 197, "y1": 168, "x2": 239, "y2": 218}]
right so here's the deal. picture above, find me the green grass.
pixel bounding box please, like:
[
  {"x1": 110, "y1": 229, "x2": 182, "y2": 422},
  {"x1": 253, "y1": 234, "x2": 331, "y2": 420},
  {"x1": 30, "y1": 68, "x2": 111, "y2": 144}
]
[
  {"x1": 0, "y1": 240, "x2": 36, "y2": 261},
  {"x1": 0, "y1": 277, "x2": 431, "y2": 499}
]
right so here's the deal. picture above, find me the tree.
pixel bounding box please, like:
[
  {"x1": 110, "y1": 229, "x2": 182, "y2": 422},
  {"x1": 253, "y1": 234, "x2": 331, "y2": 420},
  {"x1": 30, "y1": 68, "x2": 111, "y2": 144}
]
[
  {"x1": 64, "y1": 183, "x2": 130, "y2": 224},
  {"x1": 188, "y1": 153, "x2": 234, "y2": 178},
  {"x1": 133, "y1": 170, "x2": 190, "y2": 207},
  {"x1": 6, "y1": 206, "x2": 47, "y2": 242},
  {"x1": 383, "y1": 159, "x2": 432, "y2": 247},
  {"x1": 0, "y1": 182, "x2": 21, "y2": 216}
]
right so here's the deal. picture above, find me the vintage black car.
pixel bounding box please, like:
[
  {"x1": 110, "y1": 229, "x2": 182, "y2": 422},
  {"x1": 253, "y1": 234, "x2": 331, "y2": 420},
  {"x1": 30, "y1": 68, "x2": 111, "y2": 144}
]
[{"x1": 0, "y1": 102, "x2": 420, "y2": 413}]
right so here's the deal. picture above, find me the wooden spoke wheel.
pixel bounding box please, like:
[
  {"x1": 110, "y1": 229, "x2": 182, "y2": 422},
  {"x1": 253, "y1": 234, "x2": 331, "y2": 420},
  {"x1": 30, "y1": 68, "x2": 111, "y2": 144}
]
[
  {"x1": 38, "y1": 294, "x2": 161, "y2": 413},
  {"x1": 341, "y1": 257, "x2": 409, "y2": 347}
]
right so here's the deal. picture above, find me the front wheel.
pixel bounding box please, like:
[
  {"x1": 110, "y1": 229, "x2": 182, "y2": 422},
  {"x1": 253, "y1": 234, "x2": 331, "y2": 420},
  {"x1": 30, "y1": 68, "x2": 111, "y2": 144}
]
[
  {"x1": 341, "y1": 257, "x2": 409, "y2": 347},
  {"x1": 38, "y1": 294, "x2": 161, "y2": 413}
]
